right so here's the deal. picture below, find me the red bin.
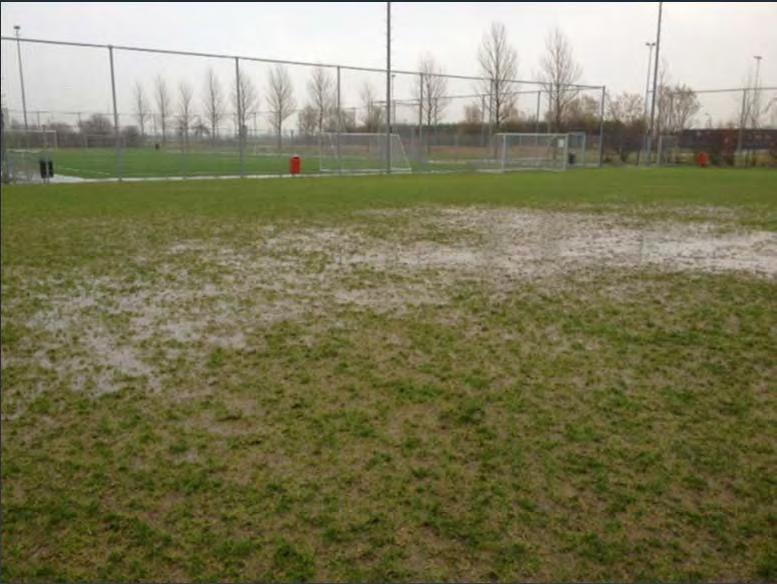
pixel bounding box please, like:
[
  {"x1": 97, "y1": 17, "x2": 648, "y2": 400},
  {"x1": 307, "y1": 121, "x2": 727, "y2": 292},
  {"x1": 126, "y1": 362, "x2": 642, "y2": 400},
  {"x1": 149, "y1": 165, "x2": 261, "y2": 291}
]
[{"x1": 289, "y1": 155, "x2": 301, "y2": 175}]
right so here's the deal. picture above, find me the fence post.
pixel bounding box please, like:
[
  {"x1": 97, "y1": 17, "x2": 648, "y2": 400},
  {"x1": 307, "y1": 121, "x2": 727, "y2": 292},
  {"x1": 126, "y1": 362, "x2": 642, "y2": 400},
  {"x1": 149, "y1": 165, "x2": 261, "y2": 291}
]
[
  {"x1": 336, "y1": 65, "x2": 341, "y2": 174},
  {"x1": 108, "y1": 45, "x2": 122, "y2": 181},
  {"x1": 234, "y1": 57, "x2": 244, "y2": 178},
  {"x1": 598, "y1": 85, "x2": 606, "y2": 167},
  {"x1": 535, "y1": 90, "x2": 541, "y2": 133},
  {"x1": 385, "y1": 1, "x2": 392, "y2": 174},
  {"x1": 418, "y1": 73, "x2": 423, "y2": 167}
]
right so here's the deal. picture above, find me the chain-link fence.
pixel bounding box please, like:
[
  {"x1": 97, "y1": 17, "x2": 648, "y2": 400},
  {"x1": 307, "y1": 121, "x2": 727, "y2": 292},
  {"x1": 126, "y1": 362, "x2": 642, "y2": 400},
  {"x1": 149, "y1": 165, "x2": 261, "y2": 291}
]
[
  {"x1": 5, "y1": 35, "x2": 773, "y2": 183},
  {"x1": 1, "y1": 35, "x2": 610, "y2": 183}
]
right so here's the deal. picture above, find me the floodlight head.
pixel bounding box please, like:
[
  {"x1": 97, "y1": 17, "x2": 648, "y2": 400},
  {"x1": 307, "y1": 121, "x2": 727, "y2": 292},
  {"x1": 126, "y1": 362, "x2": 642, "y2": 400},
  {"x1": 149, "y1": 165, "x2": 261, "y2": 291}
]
[{"x1": 14, "y1": 25, "x2": 20, "y2": 32}]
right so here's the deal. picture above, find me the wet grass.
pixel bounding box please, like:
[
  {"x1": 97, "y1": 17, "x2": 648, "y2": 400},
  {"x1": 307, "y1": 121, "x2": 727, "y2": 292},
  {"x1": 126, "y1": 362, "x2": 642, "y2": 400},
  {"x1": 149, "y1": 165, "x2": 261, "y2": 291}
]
[{"x1": 2, "y1": 167, "x2": 776, "y2": 581}]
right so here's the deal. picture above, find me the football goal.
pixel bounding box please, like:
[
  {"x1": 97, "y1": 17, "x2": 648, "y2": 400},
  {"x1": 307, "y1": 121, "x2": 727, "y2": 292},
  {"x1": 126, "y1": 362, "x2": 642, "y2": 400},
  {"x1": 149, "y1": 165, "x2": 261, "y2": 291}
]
[
  {"x1": 486, "y1": 132, "x2": 587, "y2": 172},
  {"x1": 319, "y1": 132, "x2": 412, "y2": 174}
]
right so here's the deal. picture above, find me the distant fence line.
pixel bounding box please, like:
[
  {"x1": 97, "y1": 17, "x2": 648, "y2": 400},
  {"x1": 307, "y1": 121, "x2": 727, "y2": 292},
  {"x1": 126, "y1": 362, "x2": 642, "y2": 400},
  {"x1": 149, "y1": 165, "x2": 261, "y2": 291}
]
[{"x1": 2, "y1": 35, "x2": 775, "y2": 182}]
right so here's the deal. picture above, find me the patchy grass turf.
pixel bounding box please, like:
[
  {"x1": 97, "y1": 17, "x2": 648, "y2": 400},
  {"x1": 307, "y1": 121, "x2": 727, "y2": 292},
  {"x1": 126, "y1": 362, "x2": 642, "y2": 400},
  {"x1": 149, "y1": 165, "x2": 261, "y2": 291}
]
[{"x1": 2, "y1": 167, "x2": 776, "y2": 581}]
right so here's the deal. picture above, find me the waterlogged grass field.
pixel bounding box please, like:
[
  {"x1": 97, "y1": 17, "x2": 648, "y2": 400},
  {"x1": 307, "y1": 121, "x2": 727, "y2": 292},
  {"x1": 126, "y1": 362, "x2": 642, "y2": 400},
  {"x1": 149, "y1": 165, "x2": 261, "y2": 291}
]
[{"x1": 2, "y1": 168, "x2": 776, "y2": 581}]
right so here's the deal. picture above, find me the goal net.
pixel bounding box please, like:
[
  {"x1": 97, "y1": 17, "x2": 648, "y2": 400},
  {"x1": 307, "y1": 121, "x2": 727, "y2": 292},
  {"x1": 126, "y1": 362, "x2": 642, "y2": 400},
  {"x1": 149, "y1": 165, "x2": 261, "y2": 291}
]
[
  {"x1": 486, "y1": 133, "x2": 584, "y2": 172},
  {"x1": 319, "y1": 132, "x2": 412, "y2": 174}
]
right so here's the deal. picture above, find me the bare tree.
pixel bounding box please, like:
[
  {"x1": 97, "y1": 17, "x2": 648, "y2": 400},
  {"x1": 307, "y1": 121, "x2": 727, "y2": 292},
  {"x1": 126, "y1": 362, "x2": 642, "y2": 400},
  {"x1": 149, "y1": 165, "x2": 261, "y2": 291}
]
[
  {"x1": 540, "y1": 27, "x2": 583, "y2": 131},
  {"x1": 266, "y1": 65, "x2": 297, "y2": 151},
  {"x1": 414, "y1": 55, "x2": 449, "y2": 129},
  {"x1": 360, "y1": 82, "x2": 384, "y2": 131},
  {"x1": 133, "y1": 82, "x2": 149, "y2": 138},
  {"x1": 192, "y1": 117, "x2": 210, "y2": 141},
  {"x1": 464, "y1": 102, "x2": 483, "y2": 126},
  {"x1": 607, "y1": 91, "x2": 646, "y2": 162},
  {"x1": 608, "y1": 92, "x2": 644, "y2": 125},
  {"x1": 203, "y1": 68, "x2": 224, "y2": 142},
  {"x1": 737, "y1": 69, "x2": 768, "y2": 131},
  {"x1": 478, "y1": 22, "x2": 518, "y2": 130},
  {"x1": 177, "y1": 81, "x2": 194, "y2": 149},
  {"x1": 154, "y1": 75, "x2": 171, "y2": 145},
  {"x1": 565, "y1": 94, "x2": 600, "y2": 130},
  {"x1": 667, "y1": 85, "x2": 701, "y2": 132},
  {"x1": 653, "y1": 68, "x2": 700, "y2": 134},
  {"x1": 232, "y1": 74, "x2": 258, "y2": 139},
  {"x1": 298, "y1": 105, "x2": 318, "y2": 137},
  {"x1": 308, "y1": 66, "x2": 333, "y2": 134},
  {"x1": 328, "y1": 107, "x2": 356, "y2": 132},
  {"x1": 78, "y1": 113, "x2": 113, "y2": 136},
  {"x1": 768, "y1": 96, "x2": 777, "y2": 128}
]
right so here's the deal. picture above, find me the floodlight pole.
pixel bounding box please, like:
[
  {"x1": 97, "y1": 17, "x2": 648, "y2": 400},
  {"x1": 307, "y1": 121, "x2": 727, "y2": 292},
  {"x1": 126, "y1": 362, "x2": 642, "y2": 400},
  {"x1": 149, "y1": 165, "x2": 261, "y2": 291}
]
[
  {"x1": 386, "y1": 1, "x2": 392, "y2": 174},
  {"x1": 640, "y1": 41, "x2": 655, "y2": 165},
  {"x1": 14, "y1": 25, "x2": 29, "y2": 132},
  {"x1": 108, "y1": 45, "x2": 122, "y2": 181},
  {"x1": 646, "y1": 1, "x2": 663, "y2": 166},
  {"x1": 643, "y1": 43, "x2": 655, "y2": 118}
]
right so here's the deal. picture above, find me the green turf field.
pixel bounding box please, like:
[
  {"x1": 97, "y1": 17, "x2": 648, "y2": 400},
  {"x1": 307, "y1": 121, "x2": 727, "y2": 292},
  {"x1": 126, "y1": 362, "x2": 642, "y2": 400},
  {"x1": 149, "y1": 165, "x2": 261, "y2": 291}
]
[
  {"x1": 2, "y1": 168, "x2": 776, "y2": 581},
  {"x1": 44, "y1": 147, "x2": 319, "y2": 178},
  {"x1": 32, "y1": 145, "x2": 566, "y2": 179}
]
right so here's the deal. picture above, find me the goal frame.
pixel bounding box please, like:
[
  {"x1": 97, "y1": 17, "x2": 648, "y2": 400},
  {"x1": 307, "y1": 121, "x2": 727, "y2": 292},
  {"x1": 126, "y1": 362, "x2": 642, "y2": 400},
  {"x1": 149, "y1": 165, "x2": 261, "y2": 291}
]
[
  {"x1": 318, "y1": 132, "x2": 412, "y2": 175},
  {"x1": 492, "y1": 132, "x2": 582, "y2": 172}
]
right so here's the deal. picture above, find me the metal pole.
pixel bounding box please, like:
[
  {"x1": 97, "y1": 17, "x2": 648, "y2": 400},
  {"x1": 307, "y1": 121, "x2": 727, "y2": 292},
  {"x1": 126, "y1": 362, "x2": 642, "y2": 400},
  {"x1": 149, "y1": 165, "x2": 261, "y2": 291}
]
[
  {"x1": 336, "y1": 65, "x2": 341, "y2": 174},
  {"x1": 646, "y1": 1, "x2": 663, "y2": 165},
  {"x1": 598, "y1": 86, "x2": 606, "y2": 167},
  {"x1": 640, "y1": 41, "x2": 655, "y2": 165},
  {"x1": 386, "y1": 1, "x2": 392, "y2": 174},
  {"x1": 737, "y1": 88, "x2": 746, "y2": 165},
  {"x1": 535, "y1": 90, "x2": 541, "y2": 133},
  {"x1": 14, "y1": 26, "x2": 29, "y2": 132},
  {"x1": 643, "y1": 43, "x2": 655, "y2": 118},
  {"x1": 418, "y1": 73, "x2": 423, "y2": 164},
  {"x1": 108, "y1": 46, "x2": 122, "y2": 181},
  {"x1": 235, "y1": 57, "x2": 244, "y2": 178}
]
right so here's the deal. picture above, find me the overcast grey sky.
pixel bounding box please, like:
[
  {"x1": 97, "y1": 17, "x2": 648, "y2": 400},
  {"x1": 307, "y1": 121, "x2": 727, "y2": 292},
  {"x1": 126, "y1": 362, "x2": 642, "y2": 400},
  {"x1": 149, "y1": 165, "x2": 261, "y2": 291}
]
[{"x1": 1, "y1": 2, "x2": 775, "y2": 130}]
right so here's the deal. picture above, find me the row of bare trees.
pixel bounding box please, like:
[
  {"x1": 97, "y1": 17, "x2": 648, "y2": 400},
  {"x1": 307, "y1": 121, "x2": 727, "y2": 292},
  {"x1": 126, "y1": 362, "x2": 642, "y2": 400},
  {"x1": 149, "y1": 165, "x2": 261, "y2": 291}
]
[
  {"x1": 131, "y1": 64, "x2": 298, "y2": 149},
  {"x1": 298, "y1": 62, "x2": 449, "y2": 139},
  {"x1": 475, "y1": 21, "x2": 709, "y2": 141},
  {"x1": 474, "y1": 22, "x2": 584, "y2": 131}
]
